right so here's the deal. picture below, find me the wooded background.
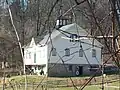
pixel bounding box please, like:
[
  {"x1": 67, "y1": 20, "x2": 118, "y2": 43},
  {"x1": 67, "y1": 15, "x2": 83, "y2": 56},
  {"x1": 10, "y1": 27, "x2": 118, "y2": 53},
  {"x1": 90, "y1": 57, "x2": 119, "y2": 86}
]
[{"x1": 0, "y1": 0, "x2": 114, "y2": 71}]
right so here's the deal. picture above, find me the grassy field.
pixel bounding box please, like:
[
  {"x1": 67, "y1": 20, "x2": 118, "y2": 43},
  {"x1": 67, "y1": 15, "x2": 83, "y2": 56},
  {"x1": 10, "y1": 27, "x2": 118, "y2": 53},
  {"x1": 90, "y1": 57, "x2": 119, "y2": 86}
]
[
  {"x1": 0, "y1": 84, "x2": 119, "y2": 90},
  {"x1": 0, "y1": 74, "x2": 119, "y2": 90}
]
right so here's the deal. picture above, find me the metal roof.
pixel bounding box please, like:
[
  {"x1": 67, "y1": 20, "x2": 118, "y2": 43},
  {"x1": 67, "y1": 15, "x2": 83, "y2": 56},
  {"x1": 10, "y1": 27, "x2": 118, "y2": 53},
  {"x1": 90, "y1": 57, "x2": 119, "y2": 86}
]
[
  {"x1": 38, "y1": 23, "x2": 103, "y2": 48},
  {"x1": 24, "y1": 23, "x2": 103, "y2": 48}
]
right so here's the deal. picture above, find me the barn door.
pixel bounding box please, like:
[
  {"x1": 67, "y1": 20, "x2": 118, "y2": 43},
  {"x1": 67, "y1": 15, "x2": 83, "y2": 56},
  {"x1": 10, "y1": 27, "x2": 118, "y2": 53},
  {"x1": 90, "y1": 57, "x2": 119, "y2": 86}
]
[
  {"x1": 75, "y1": 66, "x2": 83, "y2": 76},
  {"x1": 78, "y1": 66, "x2": 83, "y2": 75}
]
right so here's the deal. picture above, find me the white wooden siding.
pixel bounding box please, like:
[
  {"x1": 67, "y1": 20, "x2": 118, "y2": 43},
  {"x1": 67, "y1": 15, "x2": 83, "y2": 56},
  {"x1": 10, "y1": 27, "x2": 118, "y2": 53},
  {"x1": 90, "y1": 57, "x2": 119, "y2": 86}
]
[
  {"x1": 48, "y1": 34, "x2": 101, "y2": 65},
  {"x1": 24, "y1": 45, "x2": 48, "y2": 65}
]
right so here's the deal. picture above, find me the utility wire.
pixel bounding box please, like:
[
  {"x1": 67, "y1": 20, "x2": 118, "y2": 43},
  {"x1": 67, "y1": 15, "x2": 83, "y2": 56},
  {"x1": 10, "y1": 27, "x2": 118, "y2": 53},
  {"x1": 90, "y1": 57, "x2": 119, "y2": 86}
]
[
  {"x1": 38, "y1": 0, "x2": 60, "y2": 36},
  {"x1": 58, "y1": 0, "x2": 87, "y2": 18},
  {"x1": 69, "y1": 0, "x2": 93, "y2": 67},
  {"x1": 45, "y1": 1, "x2": 93, "y2": 89},
  {"x1": 34, "y1": 0, "x2": 61, "y2": 89},
  {"x1": 43, "y1": 0, "x2": 103, "y2": 89},
  {"x1": 80, "y1": 49, "x2": 120, "y2": 90},
  {"x1": 3, "y1": 0, "x2": 119, "y2": 90},
  {"x1": 79, "y1": 0, "x2": 120, "y2": 89},
  {"x1": 48, "y1": 46, "x2": 94, "y2": 71},
  {"x1": 46, "y1": 6, "x2": 79, "y2": 90},
  {"x1": 69, "y1": 4, "x2": 103, "y2": 89},
  {"x1": 57, "y1": 28, "x2": 102, "y2": 48}
]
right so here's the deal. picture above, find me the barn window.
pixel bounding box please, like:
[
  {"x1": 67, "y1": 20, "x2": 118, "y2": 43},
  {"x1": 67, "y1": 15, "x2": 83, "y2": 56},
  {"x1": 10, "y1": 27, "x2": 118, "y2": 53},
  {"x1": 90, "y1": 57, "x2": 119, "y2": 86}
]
[
  {"x1": 79, "y1": 49, "x2": 83, "y2": 57},
  {"x1": 70, "y1": 34, "x2": 79, "y2": 42},
  {"x1": 52, "y1": 48, "x2": 56, "y2": 56},
  {"x1": 34, "y1": 53, "x2": 36, "y2": 63},
  {"x1": 65, "y1": 48, "x2": 70, "y2": 56},
  {"x1": 92, "y1": 49, "x2": 96, "y2": 57}
]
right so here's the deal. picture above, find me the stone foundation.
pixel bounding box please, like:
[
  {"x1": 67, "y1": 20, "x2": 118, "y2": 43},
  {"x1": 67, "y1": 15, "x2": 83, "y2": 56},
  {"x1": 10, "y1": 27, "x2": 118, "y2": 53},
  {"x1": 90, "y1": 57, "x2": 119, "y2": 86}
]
[{"x1": 48, "y1": 63, "x2": 100, "y2": 77}]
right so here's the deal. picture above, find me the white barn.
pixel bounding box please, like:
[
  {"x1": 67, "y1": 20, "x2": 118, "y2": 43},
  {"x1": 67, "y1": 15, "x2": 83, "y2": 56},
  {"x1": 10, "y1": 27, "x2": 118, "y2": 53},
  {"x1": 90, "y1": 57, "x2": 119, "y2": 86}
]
[{"x1": 23, "y1": 23, "x2": 103, "y2": 77}]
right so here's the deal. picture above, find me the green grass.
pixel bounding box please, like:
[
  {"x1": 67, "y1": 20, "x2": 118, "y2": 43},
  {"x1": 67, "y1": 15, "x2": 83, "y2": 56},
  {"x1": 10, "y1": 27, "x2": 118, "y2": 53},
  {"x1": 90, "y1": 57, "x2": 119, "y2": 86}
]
[
  {"x1": 0, "y1": 83, "x2": 120, "y2": 90},
  {"x1": 9, "y1": 75, "x2": 42, "y2": 83},
  {"x1": 84, "y1": 85, "x2": 120, "y2": 90},
  {"x1": 2, "y1": 74, "x2": 119, "y2": 90},
  {"x1": 109, "y1": 80, "x2": 120, "y2": 87},
  {"x1": 1, "y1": 85, "x2": 119, "y2": 90},
  {"x1": 8, "y1": 75, "x2": 90, "y2": 85}
]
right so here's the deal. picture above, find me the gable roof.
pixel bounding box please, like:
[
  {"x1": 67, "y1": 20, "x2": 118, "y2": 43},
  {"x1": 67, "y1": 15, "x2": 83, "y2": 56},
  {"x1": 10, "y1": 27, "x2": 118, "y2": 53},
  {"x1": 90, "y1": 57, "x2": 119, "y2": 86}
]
[
  {"x1": 39, "y1": 30, "x2": 60, "y2": 46},
  {"x1": 23, "y1": 37, "x2": 37, "y2": 48},
  {"x1": 60, "y1": 23, "x2": 88, "y2": 35},
  {"x1": 39, "y1": 23, "x2": 83, "y2": 45},
  {"x1": 38, "y1": 23, "x2": 103, "y2": 48}
]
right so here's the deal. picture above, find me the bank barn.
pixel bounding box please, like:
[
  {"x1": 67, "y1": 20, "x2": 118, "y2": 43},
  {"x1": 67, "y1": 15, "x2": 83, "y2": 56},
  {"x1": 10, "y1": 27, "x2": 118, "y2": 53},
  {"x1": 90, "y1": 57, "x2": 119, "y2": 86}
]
[{"x1": 23, "y1": 23, "x2": 103, "y2": 77}]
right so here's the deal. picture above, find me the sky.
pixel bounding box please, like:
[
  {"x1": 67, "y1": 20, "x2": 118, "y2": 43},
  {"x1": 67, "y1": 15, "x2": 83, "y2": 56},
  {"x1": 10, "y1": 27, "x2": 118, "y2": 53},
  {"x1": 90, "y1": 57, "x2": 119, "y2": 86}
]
[{"x1": 0, "y1": 0, "x2": 28, "y2": 11}]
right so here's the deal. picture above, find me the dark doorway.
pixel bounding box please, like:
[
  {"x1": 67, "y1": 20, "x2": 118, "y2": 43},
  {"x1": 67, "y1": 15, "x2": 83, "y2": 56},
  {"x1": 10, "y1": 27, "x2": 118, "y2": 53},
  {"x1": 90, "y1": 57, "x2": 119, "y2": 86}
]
[
  {"x1": 75, "y1": 66, "x2": 83, "y2": 76},
  {"x1": 78, "y1": 66, "x2": 83, "y2": 75}
]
